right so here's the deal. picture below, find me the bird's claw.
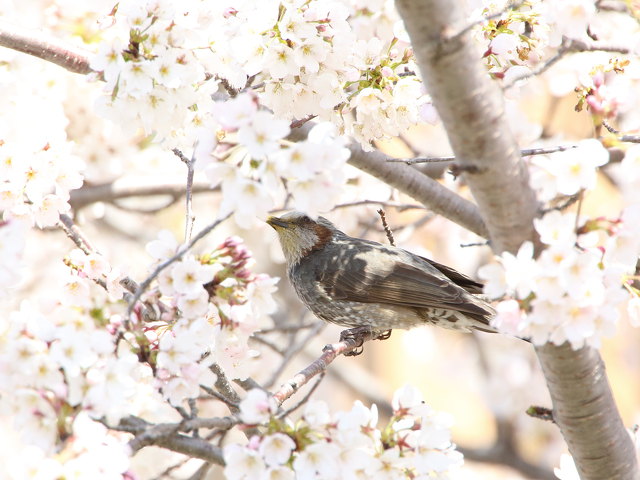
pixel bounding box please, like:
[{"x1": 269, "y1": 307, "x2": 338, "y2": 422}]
[
  {"x1": 344, "y1": 346, "x2": 363, "y2": 356},
  {"x1": 339, "y1": 326, "x2": 370, "y2": 356},
  {"x1": 376, "y1": 329, "x2": 392, "y2": 341},
  {"x1": 338, "y1": 326, "x2": 392, "y2": 356}
]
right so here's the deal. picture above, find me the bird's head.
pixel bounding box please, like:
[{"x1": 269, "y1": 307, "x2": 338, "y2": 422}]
[{"x1": 267, "y1": 211, "x2": 336, "y2": 265}]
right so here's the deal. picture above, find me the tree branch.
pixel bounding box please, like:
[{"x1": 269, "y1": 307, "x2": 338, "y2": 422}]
[
  {"x1": 505, "y1": 37, "x2": 631, "y2": 88},
  {"x1": 345, "y1": 143, "x2": 489, "y2": 238},
  {"x1": 272, "y1": 331, "x2": 378, "y2": 406},
  {"x1": 0, "y1": 20, "x2": 92, "y2": 74},
  {"x1": 172, "y1": 148, "x2": 196, "y2": 243},
  {"x1": 289, "y1": 125, "x2": 488, "y2": 238},
  {"x1": 111, "y1": 416, "x2": 226, "y2": 465},
  {"x1": 69, "y1": 182, "x2": 213, "y2": 211},
  {"x1": 126, "y1": 213, "x2": 231, "y2": 321},
  {"x1": 387, "y1": 144, "x2": 579, "y2": 165},
  {"x1": 58, "y1": 213, "x2": 161, "y2": 321}
]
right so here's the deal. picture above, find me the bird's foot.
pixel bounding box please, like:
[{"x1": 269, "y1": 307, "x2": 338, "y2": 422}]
[{"x1": 339, "y1": 326, "x2": 370, "y2": 356}]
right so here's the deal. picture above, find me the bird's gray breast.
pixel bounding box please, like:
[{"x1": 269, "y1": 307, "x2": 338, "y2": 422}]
[
  {"x1": 288, "y1": 260, "x2": 330, "y2": 314},
  {"x1": 288, "y1": 256, "x2": 359, "y2": 326}
]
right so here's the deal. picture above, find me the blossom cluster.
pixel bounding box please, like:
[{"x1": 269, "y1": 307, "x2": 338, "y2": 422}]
[
  {"x1": 0, "y1": 231, "x2": 280, "y2": 474},
  {"x1": 89, "y1": 0, "x2": 217, "y2": 141},
  {"x1": 0, "y1": 296, "x2": 152, "y2": 476},
  {"x1": 0, "y1": 246, "x2": 150, "y2": 437},
  {"x1": 200, "y1": 94, "x2": 351, "y2": 226},
  {"x1": 89, "y1": 0, "x2": 427, "y2": 150},
  {"x1": 0, "y1": 141, "x2": 84, "y2": 228},
  {"x1": 574, "y1": 59, "x2": 629, "y2": 124},
  {"x1": 478, "y1": 0, "x2": 637, "y2": 101},
  {"x1": 145, "y1": 232, "x2": 279, "y2": 403},
  {"x1": 6, "y1": 413, "x2": 131, "y2": 480},
  {"x1": 479, "y1": 140, "x2": 640, "y2": 348},
  {"x1": 224, "y1": 385, "x2": 463, "y2": 480}
]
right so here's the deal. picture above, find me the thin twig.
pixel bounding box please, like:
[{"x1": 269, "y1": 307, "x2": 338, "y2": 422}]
[
  {"x1": 277, "y1": 372, "x2": 326, "y2": 419},
  {"x1": 526, "y1": 406, "x2": 555, "y2": 423},
  {"x1": 573, "y1": 190, "x2": 585, "y2": 236},
  {"x1": 386, "y1": 213, "x2": 435, "y2": 235},
  {"x1": 255, "y1": 321, "x2": 322, "y2": 334},
  {"x1": 617, "y1": 134, "x2": 640, "y2": 144},
  {"x1": 251, "y1": 334, "x2": 286, "y2": 356},
  {"x1": 126, "y1": 213, "x2": 231, "y2": 321},
  {"x1": 270, "y1": 200, "x2": 427, "y2": 214},
  {"x1": 504, "y1": 37, "x2": 631, "y2": 88},
  {"x1": 602, "y1": 120, "x2": 620, "y2": 135},
  {"x1": 172, "y1": 148, "x2": 196, "y2": 243},
  {"x1": 272, "y1": 330, "x2": 378, "y2": 406},
  {"x1": 58, "y1": 213, "x2": 97, "y2": 254},
  {"x1": 151, "y1": 457, "x2": 192, "y2": 480},
  {"x1": 290, "y1": 115, "x2": 317, "y2": 129},
  {"x1": 333, "y1": 200, "x2": 427, "y2": 211},
  {"x1": 460, "y1": 241, "x2": 490, "y2": 248},
  {"x1": 521, "y1": 145, "x2": 579, "y2": 156},
  {"x1": 263, "y1": 322, "x2": 326, "y2": 389},
  {"x1": 541, "y1": 194, "x2": 581, "y2": 214},
  {"x1": 386, "y1": 155, "x2": 455, "y2": 165},
  {"x1": 451, "y1": 1, "x2": 525, "y2": 43},
  {"x1": 58, "y1": 214, "x2": 157, "y2": 321},
  {"x1": 209, "y1": 363, "x2": 241, "y2": 410},
  {"x1": 186, "y1": 462, "x2": 212, "y2": 480},
  {"x1": 199, "y1": 384, "x2": 240, "y2": 409},
  {"x1": 377, "y1": 209, "x2": 395, "y2": 246},
  {"x1": 387, "y1": 144, "x2": 580, "y2": 165}
]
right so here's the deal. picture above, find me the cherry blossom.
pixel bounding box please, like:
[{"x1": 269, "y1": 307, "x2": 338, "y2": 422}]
[
  {"x1": 239, "y1": 389, "x2": 278, "y2": 425},
  {"x1": 259, "y1": 433, "x2": 297, "y2": 466}
]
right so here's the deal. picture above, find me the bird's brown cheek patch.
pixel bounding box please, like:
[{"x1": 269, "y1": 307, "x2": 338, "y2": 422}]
[{"x1": 309, "y1": 224, "x2": 333, "y2": 252}]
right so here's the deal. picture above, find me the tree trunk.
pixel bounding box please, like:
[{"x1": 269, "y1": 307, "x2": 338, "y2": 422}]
[{"x1": 394, "y1": 0, "x2": 639, "y2": 478}]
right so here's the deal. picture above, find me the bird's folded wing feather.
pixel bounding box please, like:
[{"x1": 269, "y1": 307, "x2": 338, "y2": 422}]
[
  {"x1": 419, "y1": 256, "x2": 484, "y2": 294},
  {"x1": 317, "y1": 260, "x2": 491, "y2": 318}
]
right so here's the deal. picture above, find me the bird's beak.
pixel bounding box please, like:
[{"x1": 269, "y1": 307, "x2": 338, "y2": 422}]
[{"x1": 266, "y1": 216, "x2": 290, "y2": 230}]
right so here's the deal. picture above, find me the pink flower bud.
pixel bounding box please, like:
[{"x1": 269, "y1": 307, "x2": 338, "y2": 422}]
[
  {"x1": 592, "y1": 71, "x2": 604, "y2": 88},
  {"x1": 223, "y1": 7, "x2": 237, "y2": 18}
]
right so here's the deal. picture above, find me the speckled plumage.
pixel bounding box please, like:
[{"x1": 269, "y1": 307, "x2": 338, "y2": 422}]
[{"x1": 267, "y1": 212, "x2": 496, "y2": 334}]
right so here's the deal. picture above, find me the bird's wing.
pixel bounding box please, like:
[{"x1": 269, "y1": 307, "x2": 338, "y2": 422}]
[
  {"x1": 316, "y1": 250, "x2": 491, "y2": 319},
  {"x1": 419, "y1": 256, "x2": 484, "y2": 294}
]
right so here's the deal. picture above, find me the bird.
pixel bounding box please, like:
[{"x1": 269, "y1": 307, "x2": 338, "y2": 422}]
[{"x1": 266, "y1": 211, "x2": 496, "y2": 350}]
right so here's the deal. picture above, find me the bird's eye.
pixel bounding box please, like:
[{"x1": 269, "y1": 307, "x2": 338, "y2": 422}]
[{"x1": 300, "y1": 215, "x2": 311, "y2": 223}]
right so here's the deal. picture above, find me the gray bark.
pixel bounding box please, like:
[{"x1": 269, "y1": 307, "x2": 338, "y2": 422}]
[{"x1": 395, "y1": 0, "x2": 639, "y2": 478}]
